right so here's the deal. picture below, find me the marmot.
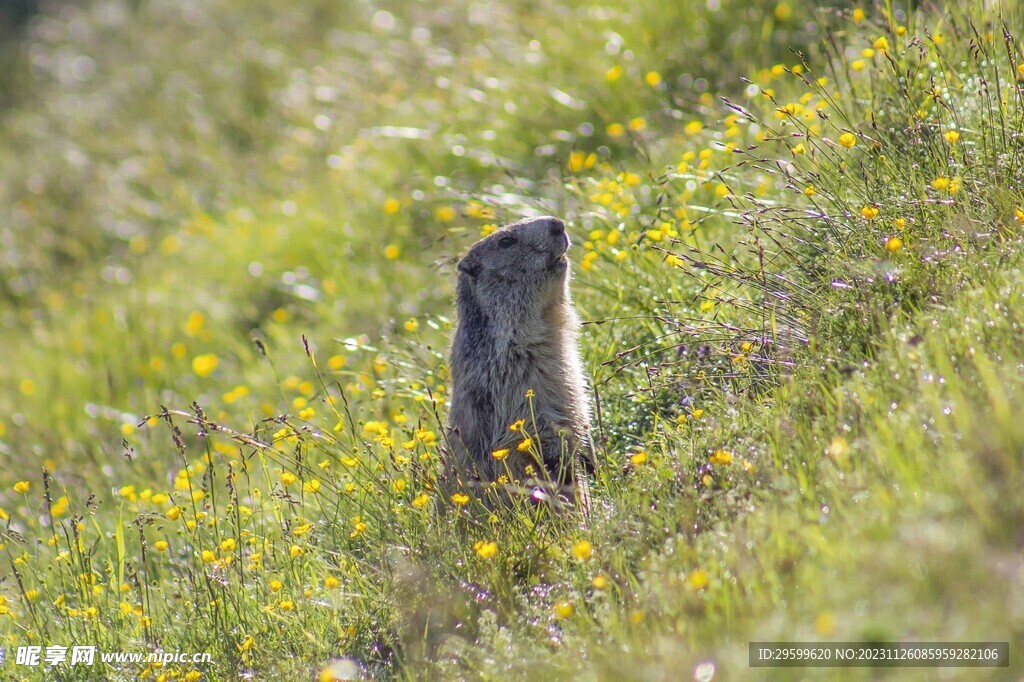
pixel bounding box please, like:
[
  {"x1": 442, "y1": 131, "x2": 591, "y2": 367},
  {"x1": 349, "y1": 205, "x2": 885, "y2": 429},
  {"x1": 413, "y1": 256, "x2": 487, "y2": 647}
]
[{"x1": 445, "y1": 215, "x2": 594, "y2": 508}]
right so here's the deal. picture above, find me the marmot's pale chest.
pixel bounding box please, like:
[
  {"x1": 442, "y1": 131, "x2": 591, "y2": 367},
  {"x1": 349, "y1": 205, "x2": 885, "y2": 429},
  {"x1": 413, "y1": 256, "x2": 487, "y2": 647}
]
[{"x1": 445, "y1": 216, "x2": 594, "y2": 506}]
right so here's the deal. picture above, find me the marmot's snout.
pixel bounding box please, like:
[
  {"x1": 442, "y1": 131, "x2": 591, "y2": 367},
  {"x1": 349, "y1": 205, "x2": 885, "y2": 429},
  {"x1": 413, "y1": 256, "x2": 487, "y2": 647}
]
[{"x1": 540, "y1": 217, "x2": 570, "y2": 270}]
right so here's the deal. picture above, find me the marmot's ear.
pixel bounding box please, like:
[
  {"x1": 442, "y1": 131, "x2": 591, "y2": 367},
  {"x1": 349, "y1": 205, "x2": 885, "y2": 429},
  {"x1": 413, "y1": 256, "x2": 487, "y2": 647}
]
[{"x1": 457, "y1": 256, "x2": 481, "y2": 278}]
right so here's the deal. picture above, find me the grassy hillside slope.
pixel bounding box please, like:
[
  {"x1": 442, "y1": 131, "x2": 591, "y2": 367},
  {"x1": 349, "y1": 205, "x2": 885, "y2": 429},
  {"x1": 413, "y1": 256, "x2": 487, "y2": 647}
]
[{"x1": 0, "y1": 0, "x2": 1021, "y2": 680}]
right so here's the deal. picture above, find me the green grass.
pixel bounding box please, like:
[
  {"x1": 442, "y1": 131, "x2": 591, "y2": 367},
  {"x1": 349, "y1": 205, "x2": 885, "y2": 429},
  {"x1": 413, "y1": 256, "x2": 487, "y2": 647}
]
[{"x1": 1, "y1": 0, "x2": 1022, "y2": 679}]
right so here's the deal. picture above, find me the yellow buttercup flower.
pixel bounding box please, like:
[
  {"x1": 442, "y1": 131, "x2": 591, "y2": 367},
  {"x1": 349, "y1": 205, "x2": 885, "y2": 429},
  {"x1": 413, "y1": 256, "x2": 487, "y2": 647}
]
[
  {"x1": 473, "y1": 541, "x2": 498, "y2": 559},
  {"x1": 553, "y1": 601, "x2": 575, "y2": 619},
  {"x1": 191, "y1": 353, "x2": 218, "y2": 378},
  {"x1": 572, "y1": 540, "x2": 593, "y2": 561},
  {"x1": 687, "y1": 569, "x2": 710, "y2": 589},
  {"x1": 710, "y1": 449, "x2": 733, "y2": 465}
]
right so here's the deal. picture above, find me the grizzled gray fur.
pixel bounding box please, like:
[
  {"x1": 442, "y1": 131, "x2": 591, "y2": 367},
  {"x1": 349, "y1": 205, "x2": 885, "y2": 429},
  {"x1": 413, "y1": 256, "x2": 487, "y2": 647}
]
[{"x1": 445, "y1": 215, "x2": 594, "y2": 507}]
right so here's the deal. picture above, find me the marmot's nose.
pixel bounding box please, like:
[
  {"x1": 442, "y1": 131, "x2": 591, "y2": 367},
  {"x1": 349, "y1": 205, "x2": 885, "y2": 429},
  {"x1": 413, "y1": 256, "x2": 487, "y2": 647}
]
[{"x1": 546, "y1": 218, "x2": 565, "y2": 237}]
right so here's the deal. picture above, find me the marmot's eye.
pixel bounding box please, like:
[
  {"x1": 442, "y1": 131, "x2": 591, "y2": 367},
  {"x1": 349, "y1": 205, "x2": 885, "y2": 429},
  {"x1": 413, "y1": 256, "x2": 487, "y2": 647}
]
[{"x1": 498, "y1": 235, "x2": 517, "y2": 248}]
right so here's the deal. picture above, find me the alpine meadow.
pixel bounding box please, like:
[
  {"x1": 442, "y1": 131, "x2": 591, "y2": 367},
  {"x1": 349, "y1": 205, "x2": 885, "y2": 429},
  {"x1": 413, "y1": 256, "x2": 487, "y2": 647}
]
[{"x1": 0, "y1": 0, "x2": 1021, "y2": 680}]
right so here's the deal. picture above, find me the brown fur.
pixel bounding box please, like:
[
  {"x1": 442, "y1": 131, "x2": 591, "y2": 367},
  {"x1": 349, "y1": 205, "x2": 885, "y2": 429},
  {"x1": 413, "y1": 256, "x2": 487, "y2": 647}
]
[{"x1": 445, "y1": 216, "x2": 594, "y2": 507}]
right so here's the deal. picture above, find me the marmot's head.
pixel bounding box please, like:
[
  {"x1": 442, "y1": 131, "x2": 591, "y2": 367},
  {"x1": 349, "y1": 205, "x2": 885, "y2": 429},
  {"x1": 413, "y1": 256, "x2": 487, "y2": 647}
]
[{"x1": 456, "y1": 216, "x2": 570, "y2": 317}]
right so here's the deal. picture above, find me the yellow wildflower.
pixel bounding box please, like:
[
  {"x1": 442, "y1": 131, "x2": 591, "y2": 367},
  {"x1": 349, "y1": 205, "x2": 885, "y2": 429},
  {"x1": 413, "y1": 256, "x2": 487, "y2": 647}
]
[
  {"x1": 687, "y1": 569, "x2": 710, "y2": 589},
  {"x1": 572, "y1": 540, "x2": 593, "y2": 561},
  {"x1": 553, "y1": 601, "x2": 575, "y2": 619},
  {"x1": 191, "y1": 354, "x2": 218, "y2": 378},
  {"x1": 474, "y1": 540, "x2": 498, "y2": 559},
  {"x1": 710, "y1": 449, "x2": 733, "y2": 465}
]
